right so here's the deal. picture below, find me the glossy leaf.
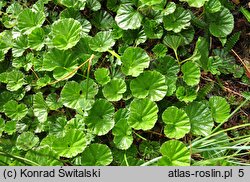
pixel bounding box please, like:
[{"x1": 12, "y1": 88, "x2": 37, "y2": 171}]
[
  {"x1": 158, "y1": 140, "x2": 190, "y2": 166},
  {"x1": 103, "y1": 78, "x2": 127, "y2": 101},
  {"x1": 94, "y1": 68, "x2": 111, "y2": 86},
  {"x1": 115, "y1": 4, "x2": 142, "y2": 30},
  {"x1": 3, "y1": 100, "x2": 28, "y2": 121},
  {"x1": 89, "y1": 31, "x2": 115, "y2": 52},
  {"x1": 130, "y1": 71, "x2": 167, "y2": 101},
  {"x1": 76, "y1": 144, "x2": 113, "y2": 166},
  {"x1": 209, "y1": 96, "x2": 230, "y2": 123},
  {"x1": 181, "y1": 62, "x2": 200, "y2": 86},
  {"x1": 162, "y1": 106, "x2": 190, "y2": 139},
  {"x1": 121, "y1": 47, "x2": 150, "y2": 77},
  {"x1": 163, "y1": 7, "x2": 191, "y2": 33},
  {"x1": 180, "y1": 0, "x2": 209, "y2": 8},
  {"x1": 33, "y1": 92, "x2": 48, "y2": 123},
  {"x1": 128, "y1": 98, "x2": 158, "y2": 130},
  {"x1": 185, "y1": 102, "x2": 214, "y2": 136},
  {"x1": 51, "y1": 18, "x2": 82, "y2": 50},
  {"x1": 28, "y1": 27, "x2": 45, "y2": 50},
  {"x1": 85, "y1": 99, "x2": 115, "y2": 136},
  {"x1": 51, "y1": 129, "x2": 87, "y2": 158},
  {"x1": 6, "y1": 70, "x2": 25, "y2": 91},
  {"x1": 176, "y1": 86, "x2": 197, "y2": 103},
  {"x1": 16, "y1": 132, "x2": 39, "y2": 151}
]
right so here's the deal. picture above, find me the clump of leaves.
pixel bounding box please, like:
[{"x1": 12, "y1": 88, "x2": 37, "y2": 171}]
[{"x1": 0, "y1": 0, "x2": 249, "y2": 166}]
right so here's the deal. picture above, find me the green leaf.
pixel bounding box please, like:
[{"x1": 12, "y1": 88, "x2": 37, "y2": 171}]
[
  {"x1": 12, "y1": 35, "x2": 28, "y2": 57},
  {"x1": 51, "y1": 129, "x2": 88, "y2": 158},
  {"x1": 163, "y1": 34, "x2": 183, "y2": 52},
  {"x1": 139, "y1": 141, "x2": 160, "y2": 160},
  {"x1": 33, "y1": 92, "x2": 48, "y2": 123},
  {"x1": 94, "y1": 68, "x2": 111, "y2": 86},
  {"x1": 176, "y1": 86, "x2": 197, "y2": 103},
  {"x1": 4, "y1": 121, "x2": 16, "y2": 135},
  {"x1": 17, "y1": 9, "x2": 45, "y2": 34},
  {"x1": 128, "y1": 98, "x2": 158, "y2": 130},
  {"x1": 181, "y1": 62, "x2": 200, "y2": 86},
  {"x1": 153, "y1": 56, "x2": 180, "y2": 77},
  {"x1": 240, "y1": 7, "x2": 250, "y2": 22},
  {"x1": 185, "y1": 102, "x2": 214, "y2": 136},
  {"x1": 152, "y1": 44, "x2": 168, "y2": 58},
  {"x1": 6, "y1": 70, "x2": 25, "y2": 91},
  {"x1": 180, "y1": 0, "x2": 209, "y2": 8},
  {"x1": 112, "y1": 119, "x2": 133, "y2": 150},
  {"x1": 158, "y1": 140, "x2": 190, "y2": 166},
  {"x1": 59, "y1": 0, "x2": 86, "y2": 10},
  {"x1": 91, "y1": 10, "x2": 115, "y2": 30},
  {"x1": 16, "y1": 132, "x2": 39, "y2": 151},
  {"x1": 89, "y1": 31, "x2": 115, "y2": 52},
  {"x1": 162, "y1": 106, "x2": 190, "y2": 139},
  {"x1": 46, "y1": 93, "x2": 63, "y2": 111},
  {"x1": 85, "y1": 99, "x2": 115, "y2": 136},
  {"x1": 3, "y1": 100, "x2": 28, "y2": 121},
  {"x1": 60, "y1": 80, "x2": 98, "y2": 110},
  {"x1": 205, "y1": 0, "x2": 221, "y2": 13},
  {"x1": 163, "y1": 7, "x2": 191, "y2": 33},
  {"x1": 162, "y1": 2, "x2": 176, "y2": 16},
  {"x1": 51, "y1": 18, "x2": 82, "y2": 50},
  {"x1": 209, "y1": 96, "x2": 230, "y2": 123},
  {"x1": 121, "y1": 47, "x2": 150, "y2": 77},
  {"x1": 130, "y1": 71, "x2": 167, "y2": 101},
  {"x1": 25, "y1": 146, "x2": 63, "y2": 166},
  {"x1": 143, "y1": 19, "x2": 163, "y2": 39},
  {"x1": 115, "y1": 4, "x2": 143, "y2": 30},
  {"x1": 103, "y1": 78, "x2": 127, "y2": 101},
  {"x1": 42, "y1": 49, "x2": 78, "y2": 80},
  {"x1": 86, "y1": 0, "x2": 101, "y2": 11},
  {"x1": 28, "y1": 27, "x2": 45, "y2": 50},
  {"x1": 207, "y1": 7, "x2": 234, "y2": 37},
  {"x1": 75, "y1": 144, "x2": 113, "y2": 166},
  {"x1": 0, "y1": 118, "x2": 4, "y2": 137}
]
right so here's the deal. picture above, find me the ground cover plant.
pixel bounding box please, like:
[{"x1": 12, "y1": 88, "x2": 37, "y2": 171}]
[{"x1": 0, "y1": 0, "x2": 249, "y2": 166}]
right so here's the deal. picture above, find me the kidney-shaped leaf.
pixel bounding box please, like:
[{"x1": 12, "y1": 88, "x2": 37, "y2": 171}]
[
  {"x1": 115, "y1": 4, "x2": 142, "y2": 30},
  {"x1": 17, "y1": 9, "x2": 45, "y2": 34},
  {"x1": 94, "y1": 68, "x2": 110, "y2": 86},
  {"x1": 42, "y1": 49, "x2": 78, "y2": 80},
  {"x1": 28, "y1": 27, "x2": 45, "y2": 50},
  {"x1": 52, "y1": 129, "x2": 87, "y2": 158},
  {"x1": 185, "y1": 102, "x2": 214, "y2": 136},
  {"x1": 33, "y1": 92, "x2": 48, "y2": 123},
  {"x1": 176, "y1": 86, "x2": 197, "y2": 103},
  {"x1": 163, "y1": 7, "x2": 191, "y2": 33},
  {"x1": 3, "y1": 100, "x2": 28, "y2": 121},
  {"x1": 16, "y1": 132, "x2": 39, "y2": 151},
  {"x1": 128, "y1": 98, "x2": 158, "y2": 131},
  {"x1": 209, "y1": 96, "x2": 230, "y2": 123},
  {"x1": 121, "y1": 47, "x2": 150, "y2": 77},
  {"x1": 89, "y1": 31, "x2": 115, "y2": 52},
  {"x1": 6, "y1": 70, "x2": 25, "y2": 91},
  {"x1": 51, "y1": 18, "x2": 82, "y2": 50},
  {"x1": 112, "y1": 118, "x2": 133, "y2": 150},
  {"x1": 158, "y1": 140, "x2": 190, "y2": 166},
  {"x1": 103, "y1": 78, "x2": 127, "y2": 101},
  {"x1": 76, "y1": 143, "x2": 113, "y2": 166},
  {"x1": 180, "y1": 0, "x2": 208, "y2": 8},
  {"x1": 162, "y1": 106, "x2": 190, "y2": 139},
  {"x1": 130, "y1": 70, "x2": 167, "y2": 101},
  {"x1": 59, "y1": 0, "x2": 86, "y2": 10},
  {"x1": 181, "y1": 62, "x2": 200, "y2": 86},
  {"x1": 207, "y1": 7, "x2": 234, "y2": 37},
  {"x1": 85, "y1": 99, "x2": 115, "y2": 136}
]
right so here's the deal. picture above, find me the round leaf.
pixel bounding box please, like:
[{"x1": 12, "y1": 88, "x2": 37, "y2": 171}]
[
  {"x1": 76, "y1": 144, "x2": 113, "y2": 166},
  {"x1": 130, "y1": 71, "x2": 167, "y2": 101},
  {"x1": 85, "y1": 99, "x2": 115, "y2": 136},
  {"x1": 153, "y1": 56, "x2": 180, "y2": 77},
  {"x1": 128, "y1": 98, "x2": 158, "y2": 131},
  {"x1": 28, "y1": 27, "x2": 45, "y2": 50},
  {"x1": 33, "y1": 92, "x2": 48, "y2": 123},
  {"x1": 158, "y1": 140, "x2": 190, "y2": 166},
  {"x1": 89, "y1": 31, "x2": 115, "y2": 52},
  {"x1": 179, "y1": 0, "x2": 209, "y2": 8},
  {"x1": 181, "y1": 62, "x2": 200, "y2": 86},
  {"x1": 162, "y1": 106, "x2": 190, "y2": 139},
  {"x1": 94, "y1": 68, "x2": 110, "y2": 86},
  {"x1": 185, "y1": 102, "x2": 214, "y2": 136},
  {"x1": 16, "y1": 132, "x2": 39, "y2": 151},
  {"x1": 208, "y1": 7, "x2": 234, "y2": 37},
  {"x1": 59, "y1": 0, "x2": 86, "y2": 10},
  {"x1": 3, "y1": 100, "x2": 28, "y2": 121},
  {"x1": 115, "y1": 4, "x2": 143, "y2": 30},
  {"x1": 121, "y1": 47, "x2": 150, "y2": 77},
  {"x1": 103, "y1": 78, "x2": 127, "y2": 101},
  {"x1": 209, "y1": 96, "x2": 230, "y2": 123},
  {"x1": 163, "y1": 7, "x2": 191, "y2": 33},
  {"x1": 176, "y1": 86, "x2": 197, "y2": 103},
  {"x1": 17, "y1": 9, "x2": 45, "y2": 34},
  {"x1": 51, "y1": 129, "x2": 87, "y2": 158},
  {"x1": 25, "y1": 146, "x2": 63, "y2": 166},
  {"x1": 112, "y1": 119, "x2": 133, "y2": 150},
  {"x1": 6, "y1": 70, "x2": 25, "y2": 91},
  {"x1": 51, "y1": 18, "x2": 82, "y2": 50}
]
